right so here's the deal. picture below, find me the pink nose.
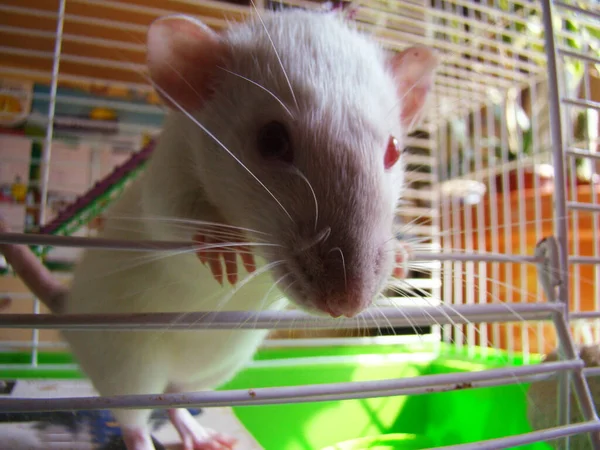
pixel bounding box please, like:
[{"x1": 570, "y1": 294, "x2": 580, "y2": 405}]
[
  {"x1": 323, "y1": 304, "x2": 342, "y2": 318},
  {"x1": 322, "y1": 303, "x2": 362, "y2": 319}
]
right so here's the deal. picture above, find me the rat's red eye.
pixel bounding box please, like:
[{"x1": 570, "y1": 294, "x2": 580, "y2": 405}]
[
  {"x1": 384, "y1": 135, "x2": 402, "y2": 169},
  {"x1": 257, "y1": 121, "x2": 293, "y2": 163}
]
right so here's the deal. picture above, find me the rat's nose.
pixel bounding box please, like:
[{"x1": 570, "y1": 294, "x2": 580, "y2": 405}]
[
  {"x1": 322, "y1": 304, "x2": 343, "y2": 318},
  {"x1": 321, "y1": 297, "x2": 366, "y2": 318}
]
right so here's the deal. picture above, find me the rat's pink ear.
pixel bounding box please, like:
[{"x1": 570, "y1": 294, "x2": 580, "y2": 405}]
[
  {"x1": 147, "y1": 15, "x2": 227, "y2": 111},
  {"x1": 388, "y1": 46, "x2": 439, "y2": 130}
]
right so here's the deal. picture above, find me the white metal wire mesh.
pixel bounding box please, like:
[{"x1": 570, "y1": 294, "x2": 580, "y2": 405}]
[{"x1": 0, "y1": 0, "x2": 599, "y2": 448}]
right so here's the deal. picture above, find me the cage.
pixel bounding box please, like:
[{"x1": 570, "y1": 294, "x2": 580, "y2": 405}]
[{"x1": 0, "y1": 0, "x2": 598, "y2": 449}]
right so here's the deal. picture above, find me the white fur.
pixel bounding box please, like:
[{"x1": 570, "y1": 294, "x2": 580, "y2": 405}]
[{"x1": 59, "y1": 9, "x2": 433, "y2": 448}]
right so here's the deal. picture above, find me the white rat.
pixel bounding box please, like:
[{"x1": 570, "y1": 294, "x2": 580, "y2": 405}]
[{"x1": 0, "y1": 8, "x2": 438, "y2": 450}]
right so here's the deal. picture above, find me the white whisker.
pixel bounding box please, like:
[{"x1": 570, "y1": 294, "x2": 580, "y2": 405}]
[
  {"x1": 218, "y1": 67, "x2": 294, "y2": 119},
  {"x1": 149, "y1": 79, "x2": 294, "y2": 222},
  {"x1": 250, "y1": 0, "x2": 299, "y2": 111},
  {"x1": 288, "y1": 166, "x2": 319, "y2": 232},
  {"x1": 329, "y1": 247, "x2": 347, "y2": 289}
]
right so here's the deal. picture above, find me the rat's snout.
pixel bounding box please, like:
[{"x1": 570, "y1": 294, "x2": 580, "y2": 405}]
[
  {"x1": 320, "y1": 289, "x2": 370, "y2": 318},
  {"x1": 288, "y1": 231, "x2": 384, "y2": 319},
  {"x1": 277, "y1": 149, "x2": 397, "y2": 319}
]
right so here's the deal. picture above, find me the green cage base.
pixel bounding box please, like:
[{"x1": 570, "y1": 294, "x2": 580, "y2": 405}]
[{"x1": 0, "y1": 342, "x2": 548, "y2": 450}]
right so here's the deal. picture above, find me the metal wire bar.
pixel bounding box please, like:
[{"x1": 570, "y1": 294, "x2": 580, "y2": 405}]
[
  {"x1": 0, "y1": 24, "x2": 146, "y2": 52},
  {"x1": 484, "y1": 95, "x2": 502, "y2": 350},
  {"x1": 461, "y1": 108, "x2": 475, "y2": 353},
  {"x1": 73, "y1": 0, "x2": 246, "y2": 20},
  {"x1": 360, "y1": 13, "x2": 543, "y2": 74},
  {"x1": 472, "y1": 79, "x2": 488, "y2": 353},
  {"x1": 38, "y1": 0, "x2": 65, "y2": 227},
  {"x1": 553, "y1": 1, "x2": 600, "y2": 19},
  {"x1": 541, "y1": 0, "x2": 576, "y2": 441},
  {"x1": 584, "y1": 368, "x2": 600, "y2": 378},
  {"x1": 566, "y1": 148, "x2": 600, "y2": 161},
  {"x1": 0, "y1": 233, "x2": 232, "y2": 252},
  {"x1": 32, "y1": 92, "x2": 162, "y2": 114},
  {"x1": 569, "y1": 257, "x2": 600, "y2": 265},
  {"x1": 0, "y1": 3, "x2": 233, "y2": 30},
  {"x1": 0, "y1": 46, "x2": 147, "y2": 73},
  {"x1": 568, "y1": 202, "x2": 600, "y2": 213},
  {"x1": 0, "y1": 360, "x2": 581, "y2": 413},
  {"x1": 0, "y1": 341, "x2": 69, "y2": 349},
  {"x1": 541, "y1": 0, "x2": 572, "y2": 306},
  {"x1": 531, "y1": 81, "x2": 546, "y2": 355},
  {"x1": 563, "y1": 99, "x2": 600, "y2": 112},
  {"x1": 0, "y1": 232, "x2": 543, "y2": 264},
  {"x1": 438, "y1": 97, "x2": 452, "y2": 345},
  {"x1": 558, "y1": 49, "x2": 600, "y2": 66},
  {"x1": 552, "y1": 312, "x2": 600, "y2": 448},
  {"x1": 0, "y1": 303, "x2": 564, "y2": 331},
  {"x1": 571, "y1": 312, "x2": 600, "y2": 320},
  {"x1": 412, "y1": 252, "x2": 540, "y2": 263},
  {"x1": 0, "y1": 66, "x2": 154, "y2": 94},
  {"x1": 440, "y1": 422, "x2": 600, "y2": 450},
  {"x1": 0, "y1": 3, "x2": 543, "y2": 93}
]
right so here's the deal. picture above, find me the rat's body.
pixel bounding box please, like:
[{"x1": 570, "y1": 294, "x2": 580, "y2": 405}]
[
  {"x1": 0, "y1": 9, "x2": 437, "y2": 450},
  {"x1": 64, "y1": 176, "x2": 282, "y2": 428}
]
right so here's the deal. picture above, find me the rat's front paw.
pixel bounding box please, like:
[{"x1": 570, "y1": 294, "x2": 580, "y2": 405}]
[
  {"x1": 168, "y1": 409, "x2": 238, "y2": 450},
  {"x1": 193, "y1": 231, "x2": 256, "y2": 286},
  {"x1": 190, "y1": 434, "x2": 238, "y2": 450}
]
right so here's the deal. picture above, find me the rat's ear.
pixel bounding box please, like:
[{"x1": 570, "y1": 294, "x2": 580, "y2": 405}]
[
  {"x1": 147, "y1": 15, "x2": 227, "y2": 111},
  {"x1": 388, "y1": 46, "x2": 439, "y2": 130}
]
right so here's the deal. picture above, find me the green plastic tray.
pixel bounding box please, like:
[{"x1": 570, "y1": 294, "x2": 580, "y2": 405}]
[{"x1": 0, "y1": 342, "x2": 549, "y2": 449}]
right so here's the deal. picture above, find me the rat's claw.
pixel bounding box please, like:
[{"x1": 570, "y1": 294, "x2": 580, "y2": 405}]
[
  {"x1": 205, "y1": 434, "x2": 237, "y2": 449},
  {"x1": 193, "y1": 232, "x2": 256, "y2": 286},
  {"x1": 239, "y1": 245, "x2": 256, "y2": 274},
  {"x1": 194, "y1": 234, "x2": 208, "y2": 265},
  {"x1": 207, "y1": 255, "x2": 224, "y2": 285},
  {"x1": 168, "y1": 408, "x2": 238, "y2": 449},
  {"x1": 223, "y1": 251, "x2": 238, "y2": 286}
]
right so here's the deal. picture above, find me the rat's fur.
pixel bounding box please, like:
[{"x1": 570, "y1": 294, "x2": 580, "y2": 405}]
[
  {"x1": 1, "y1": 10, "x2": 437, "y2": 450},
  {"x1": 143, "y1": 11, "x2": 408, "y2": 317}
]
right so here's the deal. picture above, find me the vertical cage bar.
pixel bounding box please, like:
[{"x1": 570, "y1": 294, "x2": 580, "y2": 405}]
[
  {"x1": 530, "y1": 80, "x2": 545, "y2": 355},
  {"x1": 514, "y1": 86, "x2": 530, "y2": 362},
  {"x1": 424, "y1": 4, "x2": 442, "y2": 347},
  {"x1": 473, "y1": 94, "x2": 488, "y2": 353},
  {"x1": 38, "y1": 0, "x2": 66, "y2": 226},
  {"x1": 552, "y1": 311, "x2": 600, "y2": 449},
  {"x1": 569, "y1": 153, "x2": 580, "y2": 338},
  {"x1": 462, "y1": 110, "x2": 476, "y2": 355},
  {"x1": 500, "y1": 92, "x2": 515, "y2": 358},
  {"x1": 563, "y1": 55, "x2": 581, "y2": 344},
  {"x1": 590, "y1": 79, "x2": 600, "y2": 343},
  {"x1": 430, "y1": 126, "x2": 443, "y2": 346},
  {"x1": 453, "y1": 31, "x2": 465, "y2": 349},
  {"x1": 451, "y1": 178, "x2": 463, "y2": 349},
  {"x1": 541, "y1": 0, "x2": 573, "y2": 440},
  {"x1": 444, "y1": 0, "x2": 463, "y2": 350},
  {"x1": 30, "y1": 297, "x2": 39, "y2": 367},
  {"x1": 540, "y1": 0, "x2": 571, "y2": 316},
  {"x1": 440, "y1": 115, "x2": 453, "y2": 345},
  {"x1": 506, "y1": 0, "x2": 529, "y2": 362},
  {"x1": 486, "y1": 99, "x2": 501, "y2": 350},
  {"x1": 579, "y1": 47, "x2": 600, "y2": 344}
]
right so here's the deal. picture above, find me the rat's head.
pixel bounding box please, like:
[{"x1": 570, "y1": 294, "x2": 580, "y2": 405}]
[{"x1": 147, "y1": 11, "x2": 437, "y2": 317}]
